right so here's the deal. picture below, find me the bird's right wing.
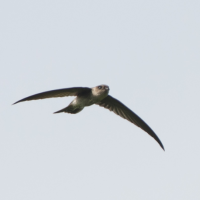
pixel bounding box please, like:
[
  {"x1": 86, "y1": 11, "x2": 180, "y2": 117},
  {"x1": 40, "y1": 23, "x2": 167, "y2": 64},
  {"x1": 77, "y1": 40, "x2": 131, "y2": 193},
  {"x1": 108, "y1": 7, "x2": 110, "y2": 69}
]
[
  {"x1": 96, "y1": 95, "x2": 164, "y2": 150},
  {"x1": 13, "y1": 87, "x2": 91, "y2": 104}
]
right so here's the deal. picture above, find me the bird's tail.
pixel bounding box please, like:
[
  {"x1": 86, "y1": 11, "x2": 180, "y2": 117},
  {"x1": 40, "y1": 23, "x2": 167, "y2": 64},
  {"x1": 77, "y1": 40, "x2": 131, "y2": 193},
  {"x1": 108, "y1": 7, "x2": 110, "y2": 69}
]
[{"x1": 54, "y1": 105, "x2": 83, "y2": 114}]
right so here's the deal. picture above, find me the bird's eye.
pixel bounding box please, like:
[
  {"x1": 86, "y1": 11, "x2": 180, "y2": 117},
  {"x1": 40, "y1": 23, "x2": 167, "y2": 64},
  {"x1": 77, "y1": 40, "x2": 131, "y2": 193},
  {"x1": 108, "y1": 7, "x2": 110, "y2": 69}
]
[{"x1": 98, "y1": 86, "x2": 102, "y2": 89}]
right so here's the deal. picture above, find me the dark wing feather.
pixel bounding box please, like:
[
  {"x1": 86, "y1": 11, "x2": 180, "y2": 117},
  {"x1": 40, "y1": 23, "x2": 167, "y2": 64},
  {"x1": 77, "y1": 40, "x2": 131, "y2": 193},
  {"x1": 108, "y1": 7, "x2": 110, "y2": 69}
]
[
  {"x1": 13, "y1": 87, "x2": 91, "y2": 104},
  {"x1": 96, "y1": 95, "x2": 164, "y2": 150}
]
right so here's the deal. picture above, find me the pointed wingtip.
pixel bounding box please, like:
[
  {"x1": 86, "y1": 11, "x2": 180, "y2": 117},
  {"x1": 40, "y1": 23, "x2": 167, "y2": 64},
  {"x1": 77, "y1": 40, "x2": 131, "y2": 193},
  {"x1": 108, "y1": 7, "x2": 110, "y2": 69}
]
[
  {"x1": 154, "y1": 135, "x2": 165, "y2": 151},
  {"x1": 13, "y1": 100, "x2": 23, "y2": 105},
  {"x1": 160, "y1": 143, "x2": 165, "y2": 151}
]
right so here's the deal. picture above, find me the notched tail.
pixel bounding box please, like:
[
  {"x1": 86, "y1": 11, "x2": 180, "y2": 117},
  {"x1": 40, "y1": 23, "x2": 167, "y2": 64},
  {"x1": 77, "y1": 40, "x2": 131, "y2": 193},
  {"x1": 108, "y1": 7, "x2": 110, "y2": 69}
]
[{"x1": 54, "y1": 105, "x2": 83, "y2": 114}]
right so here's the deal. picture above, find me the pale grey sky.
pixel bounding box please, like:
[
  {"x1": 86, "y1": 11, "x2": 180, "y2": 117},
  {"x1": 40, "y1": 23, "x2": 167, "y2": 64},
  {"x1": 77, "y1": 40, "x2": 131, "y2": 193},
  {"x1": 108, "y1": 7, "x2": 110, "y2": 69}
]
[{"x1": 1, "y1": 0, "x2": 200, "y2": 199}]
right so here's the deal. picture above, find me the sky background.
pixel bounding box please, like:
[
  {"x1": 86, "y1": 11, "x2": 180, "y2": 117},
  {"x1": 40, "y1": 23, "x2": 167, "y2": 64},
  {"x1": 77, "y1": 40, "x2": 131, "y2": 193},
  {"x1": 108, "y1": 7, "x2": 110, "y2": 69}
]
[{"x1": 1, "y1": 0, "x2": 200, "y2": 199}]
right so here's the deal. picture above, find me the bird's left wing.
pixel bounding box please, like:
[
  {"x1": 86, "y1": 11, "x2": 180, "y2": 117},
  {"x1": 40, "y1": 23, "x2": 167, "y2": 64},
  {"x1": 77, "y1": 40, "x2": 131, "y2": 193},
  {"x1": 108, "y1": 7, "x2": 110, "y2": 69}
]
[
  {"x1": 96, "y1": 95, "x2": 164, "y2": 150},
  {"x1": 13, "y1": 87, "x2": 91, "y2": 104}
]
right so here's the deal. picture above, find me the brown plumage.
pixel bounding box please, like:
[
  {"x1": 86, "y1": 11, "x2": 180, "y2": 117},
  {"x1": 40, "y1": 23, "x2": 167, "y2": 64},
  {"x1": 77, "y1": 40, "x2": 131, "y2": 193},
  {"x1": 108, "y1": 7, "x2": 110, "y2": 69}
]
[{"x1": 13, "y1": 84, "x2": 164, "y2": 150}]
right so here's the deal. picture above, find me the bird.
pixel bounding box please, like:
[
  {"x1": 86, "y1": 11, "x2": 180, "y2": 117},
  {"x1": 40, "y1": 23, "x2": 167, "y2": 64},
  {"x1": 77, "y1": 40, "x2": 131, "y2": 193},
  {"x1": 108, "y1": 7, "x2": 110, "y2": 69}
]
[{"x1": 13, "y1": 84, "x2": 164, "y2": 150}]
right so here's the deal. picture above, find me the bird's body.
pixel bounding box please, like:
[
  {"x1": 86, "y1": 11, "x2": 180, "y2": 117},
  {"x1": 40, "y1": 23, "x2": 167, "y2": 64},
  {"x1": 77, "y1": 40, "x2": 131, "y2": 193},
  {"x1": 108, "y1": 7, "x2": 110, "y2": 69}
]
[
  {"x1": 13, "y1": 84, "x2": 164, "y2": 150},
  {"x1": 54, "y1": 85, "x2": 109, "y2": 113}
]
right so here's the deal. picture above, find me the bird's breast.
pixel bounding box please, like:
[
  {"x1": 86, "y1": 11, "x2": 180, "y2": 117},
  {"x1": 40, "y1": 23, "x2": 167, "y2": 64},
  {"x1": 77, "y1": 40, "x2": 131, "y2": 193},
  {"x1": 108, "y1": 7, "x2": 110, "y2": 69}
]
[
  {"x1": 73, "y1": 92, "x2": 107, "y2": 108},
  {"x1": 72, "y1": 96, "x2": 93, "y2": 107}
]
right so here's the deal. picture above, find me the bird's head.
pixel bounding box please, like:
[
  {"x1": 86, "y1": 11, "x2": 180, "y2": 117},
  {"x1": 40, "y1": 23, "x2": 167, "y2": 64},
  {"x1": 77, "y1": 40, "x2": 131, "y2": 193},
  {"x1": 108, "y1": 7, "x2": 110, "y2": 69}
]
[{"x1": 92, "y1": 85, "x2": 109, "y2": 100}]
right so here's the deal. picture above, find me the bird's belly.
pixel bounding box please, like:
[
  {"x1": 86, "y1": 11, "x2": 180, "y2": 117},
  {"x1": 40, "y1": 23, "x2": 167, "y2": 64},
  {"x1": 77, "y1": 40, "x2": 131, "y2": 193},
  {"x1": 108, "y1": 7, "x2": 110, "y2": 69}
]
[
  {"x1": 73, "y1": 94, "x2": 105, "y2": 108},
  {"x1": 72, "y1": 96, "x2": 93, "y2": 107},
  {"x1": 84, "y1": 94, "x2": 107, "y2": 106}
]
